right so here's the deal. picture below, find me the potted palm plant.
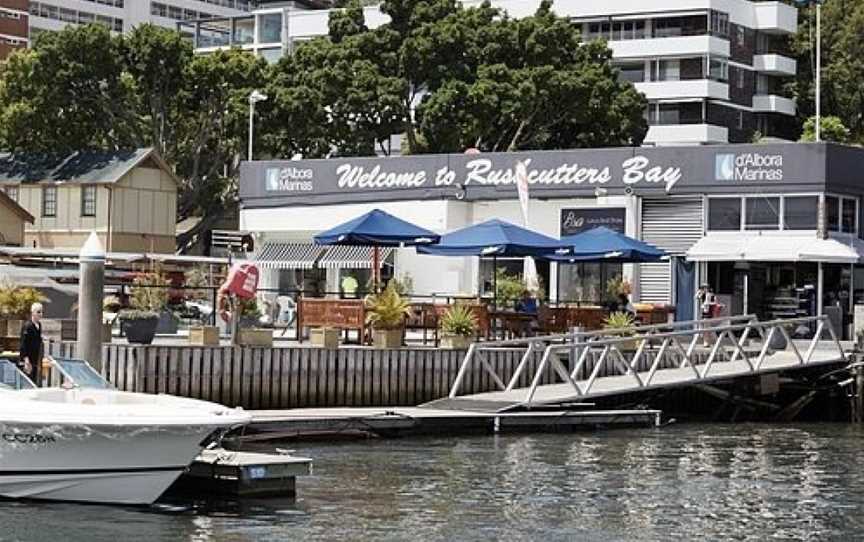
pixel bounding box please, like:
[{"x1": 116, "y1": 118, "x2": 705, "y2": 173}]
[
  {"x1": 439, "y1": 304, "x2": 477, "y2": 350},
  {"x1": 119, "y1": 268, "x2": 169, "y2": 345},
  {"x1": 364, "y1": 283, "x2": 411, "y2": 349},
  {"x1": 602, "y1": 311, "x2": 638, "y2": 351}
]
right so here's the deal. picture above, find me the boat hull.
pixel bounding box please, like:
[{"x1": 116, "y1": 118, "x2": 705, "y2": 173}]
[{"x1": 0, "y1": 420, "x2": 222, "y2": 504}]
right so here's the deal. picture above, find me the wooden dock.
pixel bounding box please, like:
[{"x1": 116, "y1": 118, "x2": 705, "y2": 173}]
[{"x1": 244, "y1": 407, "x2": 662, "y2": 440}]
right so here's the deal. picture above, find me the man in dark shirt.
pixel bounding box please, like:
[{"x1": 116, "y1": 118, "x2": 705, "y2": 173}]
[{"x1": 19, "y1": 302, "x2": 43, "y2": 386}]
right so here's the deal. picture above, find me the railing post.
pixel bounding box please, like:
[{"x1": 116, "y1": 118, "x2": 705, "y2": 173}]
[{"x1": 449, "y1": 343, "x2": 477, "y2": 398}]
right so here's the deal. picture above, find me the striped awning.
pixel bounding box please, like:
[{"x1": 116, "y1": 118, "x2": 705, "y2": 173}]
[
  {"x1": 255, "y1": 243, "x2": 326, "y2": 269},
  {"x1": 318, "y1": 246, "x2": 394, "y2": 269}
]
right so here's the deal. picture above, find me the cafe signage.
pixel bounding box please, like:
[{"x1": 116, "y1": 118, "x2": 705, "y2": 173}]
[{"x1": 560, "y1": 208, "x2": 626, "y2": 236}]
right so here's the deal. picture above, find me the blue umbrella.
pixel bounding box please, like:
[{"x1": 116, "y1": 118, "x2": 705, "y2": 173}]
[
  {"x1": 416, "y1": 219, "x2": 562, "y2": 257},
  {"x1": 417, "y1": 219, "x2": 562, "y2": 310},
  {"x1": 314, "y1": 209, "x2": 440, "y2": 246},
  {"x1": 545, "y1": 226, "x2": 666, "y2": 263},
  {"x1": 314, "y1": 209, "x2": 440, "y2": 292}
]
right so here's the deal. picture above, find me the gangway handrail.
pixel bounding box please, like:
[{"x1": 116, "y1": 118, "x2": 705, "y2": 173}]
[
  {"x1": 449, "y1": 314, "x2": 758, "y2": 398},
  {"x1": 449, "y1": 315, "x2": 845, "y2": 405}
]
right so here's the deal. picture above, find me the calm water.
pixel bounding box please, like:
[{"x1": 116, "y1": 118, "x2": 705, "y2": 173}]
[{"x1": 2, "y1": 424, "x2": 864, "y2": 541}]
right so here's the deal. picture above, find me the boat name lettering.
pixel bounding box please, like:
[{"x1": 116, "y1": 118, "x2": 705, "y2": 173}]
[{"x1": 1, "y1": 433, "x2": 56, "y2": 444}]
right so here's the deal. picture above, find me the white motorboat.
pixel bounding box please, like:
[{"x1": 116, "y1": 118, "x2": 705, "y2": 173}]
[{"x1": 0, "y1": 386, "x2": 251, "y2": 505}]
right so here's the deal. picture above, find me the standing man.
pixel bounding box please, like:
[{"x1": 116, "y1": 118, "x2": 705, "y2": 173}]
[{"x1": 19, "y1": 303, "x2": 44, "y2": 386}]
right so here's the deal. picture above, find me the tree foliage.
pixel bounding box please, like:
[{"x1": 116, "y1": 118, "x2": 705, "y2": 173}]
[
  {"x1": 790, "y1": 0, "x2": 864, "y2": 143},
  {"x1": 0, "y1": 3, "x2": 646, "y2": 223},
  {"x1": 799, "y1": 115, "x2": 851, "y2": 143}
]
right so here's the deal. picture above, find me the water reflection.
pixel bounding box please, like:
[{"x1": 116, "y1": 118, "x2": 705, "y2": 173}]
[{"x1": 1, "y1": 425, "x2": 864, "y2": 541}]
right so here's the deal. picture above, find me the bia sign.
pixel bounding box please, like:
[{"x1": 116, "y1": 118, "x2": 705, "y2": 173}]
[{"x1": 715, "y1": 152, "x2": 783, "y2": 182}]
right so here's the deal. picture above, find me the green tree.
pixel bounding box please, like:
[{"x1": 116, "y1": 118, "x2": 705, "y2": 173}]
[
  {"x1": 790, "y1": 0, "x2": 864, "y2": 142},
  {"x1": 416, "y1": 1, "x2": 647, "y2": 151},
  {"x1": 799, "y1": 115, "x2": 851, "y2": 143},
  {"x1": 0, "y1": 24, "x2": 137, "y2": 152}
]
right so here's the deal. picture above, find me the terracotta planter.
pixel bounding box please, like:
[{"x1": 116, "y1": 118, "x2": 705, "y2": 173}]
[
  {"x1": 372, "y1": 328, "x2": 402, "y2": 349},
  {"x1": 440, "y1": 334, "x2": 473, "y2": 350},
  {"x1": 122, "y1": 317, "x2": 159, "y2": 345}
]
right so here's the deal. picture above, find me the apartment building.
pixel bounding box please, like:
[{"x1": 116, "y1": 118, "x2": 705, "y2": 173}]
[
  {"x1": 27, "y1": 0, "x2": 252, "y2": 41},
  {"x1": 186, "y1": 0, "x2": 799, "y2": 145},
  {"x1": 0, "y1": 0, "x2": 28, "y2": 61}
]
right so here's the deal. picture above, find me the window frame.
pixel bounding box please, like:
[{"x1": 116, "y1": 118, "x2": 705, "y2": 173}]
[
  {"x1": 41, "y1": 186, "x2": 57, "y2": 218},
  {"x1": 81, "y1": 185, "x2": 97, "y2": 217}
]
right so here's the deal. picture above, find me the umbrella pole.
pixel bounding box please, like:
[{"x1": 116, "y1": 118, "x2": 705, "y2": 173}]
[
  {"x1": 373, "y1": 246, "x2": 380, "y2": 292},
  {"x1": 492, "y1": 255, "x2": 497, "y2": 311}
]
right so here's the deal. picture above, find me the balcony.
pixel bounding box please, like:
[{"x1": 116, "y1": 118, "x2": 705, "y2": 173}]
[
  {"x1": 610, "y1": 35, "x2": 729, "y2": 60},
  {"x1": 754, "y1": 2, "x2": 797, "y2": 34},
  {"x1": 644, "y1": 124, "x2": 728, "y2": 145},
  {"x1": 753, "y1": 54, "x2": 797, "y2": 76},
  {"x1": 634, "y1": 80, "x2": 728, "y2": 101},
  {"x1": 752, "y1": 94, "x2": 796, "y2": 116}
]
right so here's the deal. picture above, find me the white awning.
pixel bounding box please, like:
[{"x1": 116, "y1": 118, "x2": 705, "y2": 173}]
[
  {"x1": 687, "y1": 234, "x2": 862, "y2": 263},
  {"x1": 318, "y1": 246, "x2": 394, "y2": 269},
  {"x1": 255, "y1": 243, "x2": 325, "y2": 270}
]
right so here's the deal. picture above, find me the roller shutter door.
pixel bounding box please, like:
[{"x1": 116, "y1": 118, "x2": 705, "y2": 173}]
[{"x1": 639, "y1": 198, "x2": 703, "y2": 303}]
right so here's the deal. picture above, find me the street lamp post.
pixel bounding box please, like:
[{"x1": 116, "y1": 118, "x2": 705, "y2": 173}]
[{"x1": 248, "y1": 90, "x2": 268, "y2": 161}]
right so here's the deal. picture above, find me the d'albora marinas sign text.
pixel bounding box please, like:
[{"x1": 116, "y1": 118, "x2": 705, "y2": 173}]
[{"x1": 332, "y1": 156, "x2": 683, "y2": 192}]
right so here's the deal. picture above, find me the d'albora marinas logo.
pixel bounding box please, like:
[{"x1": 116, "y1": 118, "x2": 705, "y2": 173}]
[
  {"x1": 715, "y1": 152, "x2": 783, "y2": 181},
  {"x1": 266, "y1": 167, "x2": 314, "y2": 192}
]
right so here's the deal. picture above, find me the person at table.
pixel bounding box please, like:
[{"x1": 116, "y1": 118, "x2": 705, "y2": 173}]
[
  {"x1": 19, "y1": 302, "x2": 43, "y2": 386},
  {"x1": 516, "y1": 290, "x2": 538, "y2": 314}
]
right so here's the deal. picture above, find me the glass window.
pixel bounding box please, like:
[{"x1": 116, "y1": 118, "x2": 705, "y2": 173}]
[
  {"x1": 708, "y1": 198, "x2": 741, "y2": 231},
  {"x1": 745, "y1": 197, "x2": 780, "y2": 230},
  {"x1": 783, "y1": 196, "x2": 818, "y2": 230},
  {"x1": 81, "y1": 186, "x2": 97, "y2": 217},
  {"x1": 709, "y1": 58, "x2": 728, "y2": 81},
  {"x1": 736, "y1": 26, "x2": 745, "y2": 46},
  {"x1": 258, "y1": 47, "x2": 284, "y2": 64},
  {"x1": 42, "y1": 186, "x2": 57, "y2": 218},
  {"x1": 233, "y1": 16, "x2": 254, "y2": 44},
  {"x1": 826, "y1": 195, "x2": 840, "y2": 231},
  {"x1": 258, "y1": 13, "x2": 283, "y2": 44},
  {"x1": 558, "y1": 262, "x2": 622, "y2": 304},
  {"x1": 842, "y1": 198, "x2": 857, "y2": 233},
  {"x1": 616, "y1": 62, "x2": 645, "y2": 83}
]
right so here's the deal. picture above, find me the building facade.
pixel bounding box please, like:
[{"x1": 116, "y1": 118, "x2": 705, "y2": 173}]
[
  {"x1": 0, "y1": 0, "x2": 28, "y2": 61},
  {"x1": 26, "y1": 0, "x2": 251, "y2": 41},
  {"x1": 187, "y1": 0, "x2": 799, "y2": 146},
  {"x1": 240, "y1": 143, "x2": 864, "y2": 340},
  {"x1": 0, "y1": 148, "x2": 178, "y2": 253}
]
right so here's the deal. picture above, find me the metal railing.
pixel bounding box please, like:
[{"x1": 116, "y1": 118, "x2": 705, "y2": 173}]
[{"x1": 448, "y1": 315, "x2": 847, "y2": 406}]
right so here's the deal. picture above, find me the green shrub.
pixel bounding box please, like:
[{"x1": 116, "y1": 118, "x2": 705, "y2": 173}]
[{"x1": 440, "y1": 304, "x2": 478, "y2": 337}]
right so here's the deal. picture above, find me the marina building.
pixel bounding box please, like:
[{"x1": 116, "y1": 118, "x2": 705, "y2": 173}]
[
  {"x1": 185, "y1": 0, "x2": 799, "y2": 146},
  {"x1": 240, "y1": 143, "x2": 864, "y2": 340}
]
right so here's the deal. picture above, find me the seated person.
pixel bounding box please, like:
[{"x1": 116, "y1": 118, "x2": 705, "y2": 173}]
[
  {"x1": 616, "y1": 293, "x2": 635, "y2": 316},
  {"x1": 516, "y1": 290, "x2": 539, "y2": 314}
]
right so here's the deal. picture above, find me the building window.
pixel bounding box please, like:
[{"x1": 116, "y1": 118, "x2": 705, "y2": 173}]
[
  {"x1": 783, "y1": 196, "x2": 818, "y2": 230},
  {"x1": 736, "y1": 68, "x2": 745, "y2": 89},
  {"x1": 42, "y1": 186, "x2": 57, "y2": 218},
  {"x1": 842, "y1": 197, "x2": 858, "y2": 234},
  {"x1": 745, "y1": 197, "x2": 780, "y2": 230},
  {"x1": 257, "y1": 12, "x2": 283, "y2": 44},
  {"x1": 736, "y1": 26, "x2": 745, "y2": 47},
  {"x1": 3, "y1": 186, "x2": 17, "y2": 202},
  {"x1": 710, "y1": 11, "x2": 729, "y2": 37},
  {"x1": 616, "y1": 62, "x2": 645, "y2": 83},
  {"x1": 708, "y1": 198, "x2": 741, "y2": 231},
  {"x1": 151, "y1": 2, "x2": 167, "y2": 17},
  {"x1": 737, "y1": 110, "x2": 744, "y2": 130},
  {"x1": 826, "y1": 195, "x2": 840, "y2": 231},
  {"x1": 558, "y1": 262, "x2": 623, "y2": 303},
  {"x1": 709, "y1": 58, "x2": 728, "y2": 82},
  {"x1": 81, "y1": 186, "x2": 97, "y2": 217}
]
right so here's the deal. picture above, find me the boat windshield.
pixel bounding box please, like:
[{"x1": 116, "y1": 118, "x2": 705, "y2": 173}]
[
  {"x1": 50, "y1": 358, "x2": 113, "y2": 389},
  {"x1": 0, "y1": 358, "x2": 36, "y2": 390}
]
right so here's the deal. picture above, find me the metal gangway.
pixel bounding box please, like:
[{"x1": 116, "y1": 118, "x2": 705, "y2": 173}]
[{"x1": 435, "y1": 315, "x2": 848, "y2": 412}]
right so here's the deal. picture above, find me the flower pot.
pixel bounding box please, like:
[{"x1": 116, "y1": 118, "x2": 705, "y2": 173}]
[
  {"x1": 372, "y1": 328, "x2": 402, "y2": 349},
  {"x1": 237, "y1": 328, "x2": 273, "y2": 347},
  {"x1": 440, "y1": 334, "x2": 473, "y2": 350},
  {"x1": 122, "y1": 317, "x2": 159, "y2": 345},
  {"x1": 310, "y1": 327, "x2": 339, "y2": 349},
  {"x1": 156, "y1": 310, "x2": 179, "y2": 334},
  {"x1": 189, "y1": 325, "x2": 219, "y2": 346}
]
